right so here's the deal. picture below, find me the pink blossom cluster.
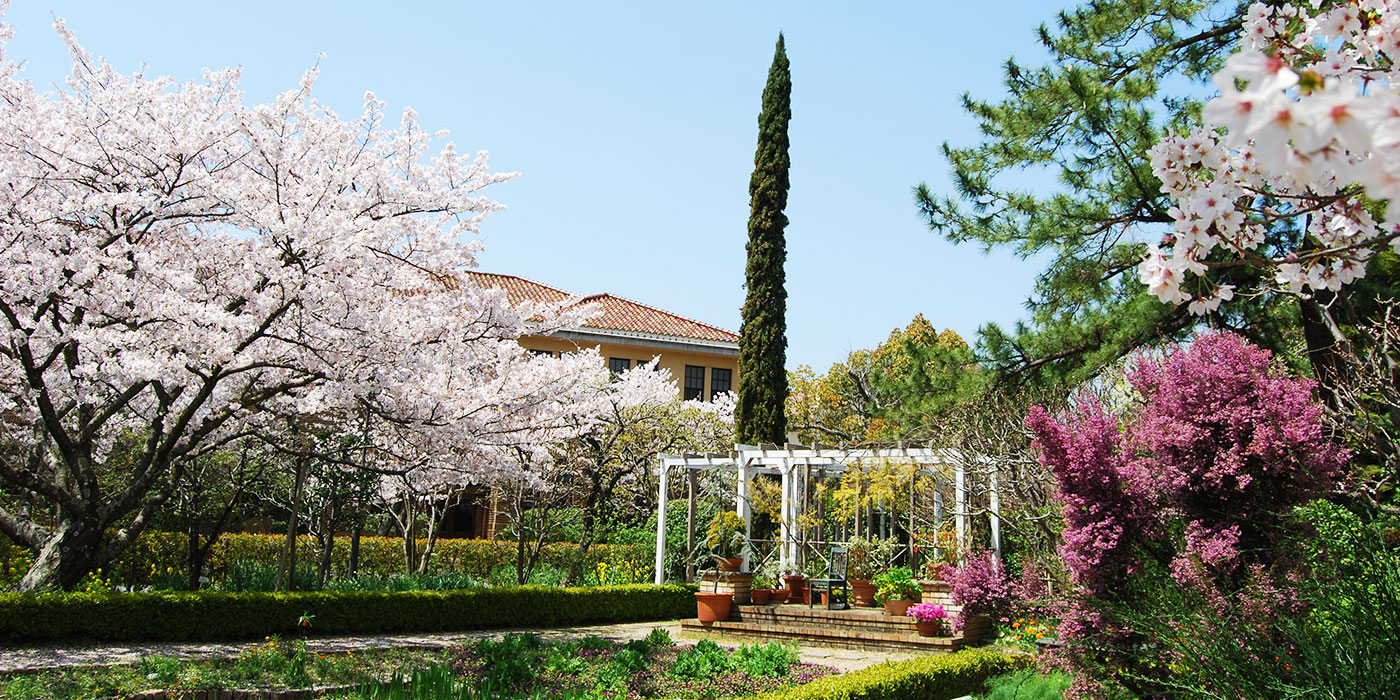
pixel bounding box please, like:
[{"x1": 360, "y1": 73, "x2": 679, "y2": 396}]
[
  {"x1": 907, "y1": 602, "x2": 949, "y2": 624},
  {"x1": 1142, "y1": 0, "x2": 1400, "y2": 311}
]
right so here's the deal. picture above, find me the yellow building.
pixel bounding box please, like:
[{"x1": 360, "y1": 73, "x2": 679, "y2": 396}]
[
  {"x1": 465, "y1": 271, "x2": 740, "y2": 401},
  {"x1": 436, "y1": 272, "x2": 740, "y2": 540}
]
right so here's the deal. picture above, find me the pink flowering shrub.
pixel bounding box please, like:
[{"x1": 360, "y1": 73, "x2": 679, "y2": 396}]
[
  {"x1": 1025, "y1": 399, "x2": 1162, "y2": 599},
  {"x1": 945, "y1": 549, "x2": 1015, "y2": 632},
  {"x1": 1027, "y1": 332, "x2": 1346, "y2": 697},
  {"x1": 1129, "y1": 332, "x2": 1344, "y2": 585}
]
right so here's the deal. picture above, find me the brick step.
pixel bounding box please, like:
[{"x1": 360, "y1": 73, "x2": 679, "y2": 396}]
[
  {"x1": 680, "y1": 617, "x2": 966, "y2": 654},
  {"x1": 731, "y1": 604, "x2": 922, "y2": 632}
]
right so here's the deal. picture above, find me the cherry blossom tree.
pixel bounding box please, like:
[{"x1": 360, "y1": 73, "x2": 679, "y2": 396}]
[
  {"x1": 562, "y1": 361, "x2": 735, "y2": 551},
  {"x1": 1141, "y1": 0, "x2": 1400, "y2": 311},
  {"x1": 0, "y1": 18, "x2": 588, "y2": 590},
  {"x1": 374, "y1": 348, "x2": 610, "y2": 575},
  {"x1": 489, "y1": 361, "x2": 728, "y2": 583}
]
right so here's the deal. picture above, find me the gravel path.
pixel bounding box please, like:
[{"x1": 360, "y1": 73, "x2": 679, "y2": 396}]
[{"x1": 0, "y1": 620, "x2": 916, "y2": 675}]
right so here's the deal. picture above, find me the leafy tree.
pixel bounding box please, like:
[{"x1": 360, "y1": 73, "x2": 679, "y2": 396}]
[
  {"x1": 737, "y1": 34, "x2": 793, "y2": 445},
  {"x1": 786, "y1": 315, "x2": 985, "y2": 444}
]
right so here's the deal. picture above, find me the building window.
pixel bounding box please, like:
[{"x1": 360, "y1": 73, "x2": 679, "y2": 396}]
[
  {"x1": 609, "y1": 357, "x2": 631, "y2": 377},
  {"x1": 710, "y1": 368, "x2": 732, "y2": 399},
  {"x1": 684, "y1": 365, "x2": 705, "y2": 401}
]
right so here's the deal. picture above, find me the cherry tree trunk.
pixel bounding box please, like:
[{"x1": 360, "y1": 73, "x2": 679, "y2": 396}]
[{"x1": 17, "y1": 520, "x2": 110, "y2": 591}]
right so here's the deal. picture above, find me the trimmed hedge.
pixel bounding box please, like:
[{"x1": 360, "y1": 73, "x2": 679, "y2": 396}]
[
  {"x1": 744, "y1": 648, "x2": 1029, "y2": 700},
  {"x1": 0, "y1": 584, "x2": 696, "y2": 643}
]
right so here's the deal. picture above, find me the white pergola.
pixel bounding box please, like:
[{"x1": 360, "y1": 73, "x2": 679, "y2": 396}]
[{"x1": 652, "y1": 443, "x2": 1002, "y2": 584}]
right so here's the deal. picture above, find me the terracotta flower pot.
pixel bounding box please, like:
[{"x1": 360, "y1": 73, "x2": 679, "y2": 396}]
[
  {"x1": 768, "y1": 588, "x2": 790, "y2": 604},
  {"x1": 850, "y1": 579, "x2": 877, "y2": 607},
  {"x1": 884, "y1": 598, "x2": 913, "y2": 616},
  {"x1": 782, "y1": 574, "x2": 805, "y2": 599},
  {"x1": 750, "y1": 588, "x2": 771, "y2": 605},
  {"x1": 695, "y1": 592, "x2": 734, "y2": 623},
  {"x1": 716, "y1": 557, "x2": 744, "y2": 572},
  {"x1": 914, "y1": 621, "x2": 946, "y2": 637}
]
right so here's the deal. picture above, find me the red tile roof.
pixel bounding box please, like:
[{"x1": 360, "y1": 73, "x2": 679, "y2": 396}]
[{"x1": 462, "y1": 271, "x2": 738, "y2": 344}]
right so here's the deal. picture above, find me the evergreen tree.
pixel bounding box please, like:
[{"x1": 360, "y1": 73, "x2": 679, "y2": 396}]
[
  {"x1": 915, "y1": 2, "x2": 1288, "y2": 386},
  {"x1": 737, "y1": 34, "x2": 792, "y2": 445}
]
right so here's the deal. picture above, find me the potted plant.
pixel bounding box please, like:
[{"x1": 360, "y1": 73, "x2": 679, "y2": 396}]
[
  {"x1": 908, "y1": 602, "x2": 950, "y2": 636},
  {"x1": 750, "y1": 573, "x2": 775, "y2": 605},
  {"x1": 694, "y1": 586, "x2": 734, "y2": 622},
  {"x1": 694, "y1": 557, "x2": 735, "y2": 623},
  {"x1": 873, "y1": 566, "x2": 921, "y2": 616},
  {"x1": 846, "y1": 536, "x2": 900, "y2": 607},
  {"x1": 780, "y1": 562, "x2": 805, "y2": 603},
  {"x1": 706, "y1": 511, "x2": 746, "y2": 572}
]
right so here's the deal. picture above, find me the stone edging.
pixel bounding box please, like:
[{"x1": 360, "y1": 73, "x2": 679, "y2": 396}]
[{"x1": 107, "y1": 684, "x2": 357, "y2": 700}]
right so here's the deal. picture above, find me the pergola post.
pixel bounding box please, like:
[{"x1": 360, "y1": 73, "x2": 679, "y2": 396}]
[
  {"x1": 654, "y1": 458, "x2": 669, "y2": 585},
  {"x1": 791, "y1": 461, "x2": 803, "y2": 568},
  {"x1": 736, "y1": 459, "x2": 751, "y2": 572},
  {"x1": 989, "y1": 464, "x2": 1002, "y2": 560},
  {"x1": 686, "y1": 469, "x2": 697, "y2": 582},
  {"x1": 955, "y1": 460, "x2": 967, "y2": 562},
  {"x1": 778, "y1": 460, "x2": 791, "y2": 574},
  {"x1": 933, "y1": 487, "x2": 945, "y2": 563}
]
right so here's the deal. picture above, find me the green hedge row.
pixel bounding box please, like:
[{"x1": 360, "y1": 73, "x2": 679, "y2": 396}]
[
  {"x1": 0, "y1": 584, "x2": 696, "y2": 643},
  {"x1": 745, "y1": 648, "x2": 1029, "y2": 700}
]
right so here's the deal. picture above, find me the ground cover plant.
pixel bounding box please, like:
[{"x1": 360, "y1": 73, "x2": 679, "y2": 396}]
[
  {"x1": 0, "y1": 639, "x2": 444, "y2": 700},
  {"x1": 448, "y1": 631, "x2": 836, "y2": 699}
]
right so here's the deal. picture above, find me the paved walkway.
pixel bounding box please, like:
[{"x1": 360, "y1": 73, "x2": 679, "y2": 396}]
[{"x1": 0, "y1": 620, "x2": 919, "y2": 675}]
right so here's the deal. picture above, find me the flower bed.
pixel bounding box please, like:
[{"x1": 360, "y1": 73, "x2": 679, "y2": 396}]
[{"x1": 446, "y1": 631, "x2": 837, "y2": 699}]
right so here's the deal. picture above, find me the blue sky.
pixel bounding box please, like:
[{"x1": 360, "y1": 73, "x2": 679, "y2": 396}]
[{"x1": 5, "y1": 1, "x2": 1067, "y2": 372}]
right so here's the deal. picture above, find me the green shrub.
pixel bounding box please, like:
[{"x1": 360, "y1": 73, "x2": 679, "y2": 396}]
[
  {"x1": 733, "y1": 641, "x2": 800, "y2": 678},
  {"x1": 672, "y1": 638, "x2": 734, "y2": 680},
  {"x1": 622, "y1": 637, "x2": 652, "y2": 657},
  {"x1": 644, "y1": 626, "x2": 674, "y2": 647},
  {"x1": 473, "y1": 633, "x2": 541, "y2": 687},
  {"x1": 981, "y1": 668, "x2": 1071, "y2": 700},
  {"x1": 0, "y1": 584, "x2": 696, "y2": 643},
  {"x1": 742, "y1": 648, "x2": 1029, "y2": 700},
  {"x1": 612, "y1": 647, "x2": 649, "y2": 672}
]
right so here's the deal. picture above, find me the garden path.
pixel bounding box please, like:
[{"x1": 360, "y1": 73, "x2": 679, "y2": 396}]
[{"x1": 0, "y1": 620, "x2": 919, "y2": 675}]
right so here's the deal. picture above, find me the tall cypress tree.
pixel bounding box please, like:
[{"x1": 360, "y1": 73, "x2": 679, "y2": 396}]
[{"x1": 737, "y1": 34, "x2": 792, "y2": 446}]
